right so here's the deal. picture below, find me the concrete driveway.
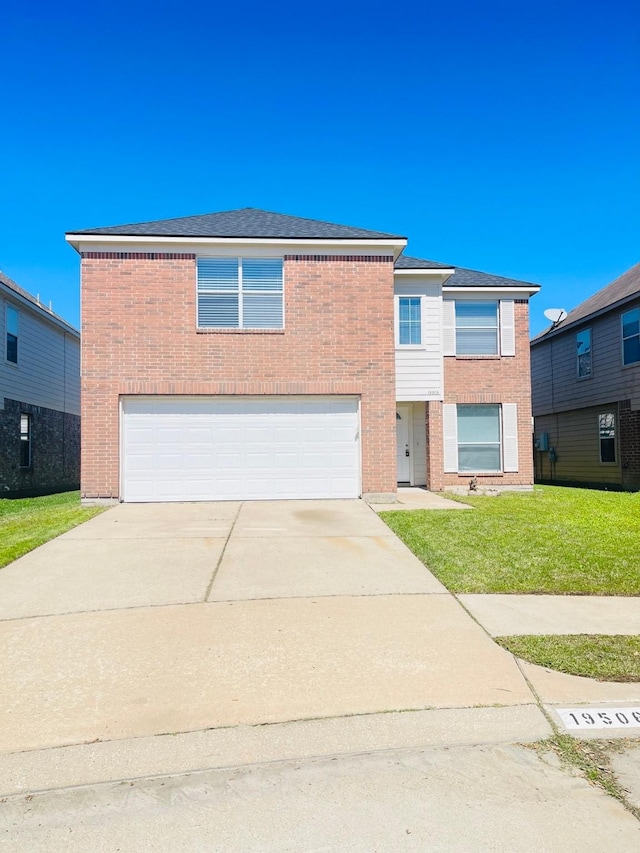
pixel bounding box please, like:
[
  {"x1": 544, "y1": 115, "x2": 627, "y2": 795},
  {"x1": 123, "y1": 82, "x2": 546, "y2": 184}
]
[
  {"x1": 0, "y1": 499, "x2": 540, "y2": 762},
  {"x1": 5, "y1": 500, "x2": 640, "y2": 850}
]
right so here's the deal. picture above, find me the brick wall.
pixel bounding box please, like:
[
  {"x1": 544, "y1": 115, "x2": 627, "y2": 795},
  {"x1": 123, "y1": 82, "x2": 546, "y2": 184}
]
[
  {"x1": 619, "y1": 400, "x2": 640, "y2": 491},
  {"x1": 427, "y1": 300, "x2": 534, "y2": 490},
  {"x1": 80, "y1": 252, "x2": 397, "y2": 499},
  {"x1": 0, "y1": 397, "x2": 80, "y2": 496}
]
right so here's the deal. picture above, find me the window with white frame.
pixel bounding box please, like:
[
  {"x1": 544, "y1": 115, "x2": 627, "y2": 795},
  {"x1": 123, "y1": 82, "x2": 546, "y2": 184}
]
[
  {"x1": 622, "y1": 308, "x2": 640, "y2": 366},
  {"x1": 398, "y1": 297, "x2": 421, "y2": 345},
  {"x1": 6, "y1": 304, "x2": 18, "y2": 364},
  {"x1": 20, "y1": 413, "x2": 31, "y2": 468},
  {"x1": 455, "y1": 301, "x2": 499, "y2": 355},
  {"x1": 196, "y1": 258, "x2": 283, "y2": 329},
  {"x1": 598, "y1": 412, "x2": 616, "y2": 463},
  {"x1": 576, "y1": 328, "x2": 592, "y2": 378},
  {"x1": 457, "y1": 404, "x2": 501, "y2": 472}
]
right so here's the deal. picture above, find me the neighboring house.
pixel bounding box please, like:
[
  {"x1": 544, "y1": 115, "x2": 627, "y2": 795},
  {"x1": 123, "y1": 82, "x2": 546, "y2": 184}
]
[
  {"x1": 65, "y1": 208, "x2": 539, "y2": 503},
  {"x1": 531, "y1": 263, "x2": 640, "y2": 491},
  {"x1": 0, "y1": 272, "x2": 80, "y2": 497}
]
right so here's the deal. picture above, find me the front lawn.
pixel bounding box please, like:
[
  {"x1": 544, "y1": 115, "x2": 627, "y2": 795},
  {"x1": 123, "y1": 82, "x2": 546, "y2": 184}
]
[
  {"x1": 496, "y1": 635, "x2": 640, "y2": 682},
  {"x1": 0, "y1": 491, "x2": 105, "y2": 568},
  {"x1": 380, "y1": 486, "x2": 640, "y2": 594}
]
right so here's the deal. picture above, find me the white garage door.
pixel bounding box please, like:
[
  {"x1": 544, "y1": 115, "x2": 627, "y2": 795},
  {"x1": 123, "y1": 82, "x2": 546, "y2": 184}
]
[{"x1": 121, "y1": 396, "x2": 360, "y2": 502}]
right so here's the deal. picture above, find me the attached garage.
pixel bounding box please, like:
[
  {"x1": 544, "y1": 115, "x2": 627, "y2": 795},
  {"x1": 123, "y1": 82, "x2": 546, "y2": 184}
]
[{"x1": 121, "y1": 396, "x2": 361, "y2": 502}]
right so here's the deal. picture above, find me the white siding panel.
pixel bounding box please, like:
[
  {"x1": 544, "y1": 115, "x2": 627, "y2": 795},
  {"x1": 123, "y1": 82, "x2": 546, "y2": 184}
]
[
  {"x1": 411, "y1": 402, "x2": 427, "y2": 486},
  {"x1": 0, "y1": 300, "x2": 80, "y2": 415},
  {"x1": 502, "y1": 403, "x2": 519, "y2": 472},
  {"x1": 394, "y1": 281, "x2": 443, "y2": 401},
  {"x1": 122, "y1": 396, "x2": 360, "y2": 502},
  {"x1": 442, "y1": 299, "x2": 456, "y2": 356},
  {"x1": 443, "y1": 403, "x2": 458, "y2": 472},
  {"x1": 500, "y1": 300, "x2": 516, "y2": 356}
]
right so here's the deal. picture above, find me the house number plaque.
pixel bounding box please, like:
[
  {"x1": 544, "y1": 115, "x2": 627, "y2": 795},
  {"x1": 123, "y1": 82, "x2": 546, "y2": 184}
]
[{"x1": 556, "y1": 707, "x2": 640, "y2": 730}]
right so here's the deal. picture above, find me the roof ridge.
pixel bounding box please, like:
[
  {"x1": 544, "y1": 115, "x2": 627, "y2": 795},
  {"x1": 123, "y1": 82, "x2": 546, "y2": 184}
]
[{"x1": 66, "y1": 208, "x2": 406, "y2": 240}]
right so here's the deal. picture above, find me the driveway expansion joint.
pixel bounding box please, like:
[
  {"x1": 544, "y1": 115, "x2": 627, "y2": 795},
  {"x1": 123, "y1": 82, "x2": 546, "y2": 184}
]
[{"x1": 203, "y1": 501, "x2": 243, "y2": 601}]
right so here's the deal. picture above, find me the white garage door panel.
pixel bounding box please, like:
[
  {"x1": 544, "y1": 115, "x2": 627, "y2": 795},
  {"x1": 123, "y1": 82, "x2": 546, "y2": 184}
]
[{"x1": 122, "y1": 397, "x2": 360, "y2": 502}]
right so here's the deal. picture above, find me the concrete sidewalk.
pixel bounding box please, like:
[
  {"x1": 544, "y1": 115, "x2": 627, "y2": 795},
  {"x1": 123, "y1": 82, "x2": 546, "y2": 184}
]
[
  {"x1": 3, "y1": 743, "x2": 639, "y2": 852},
  {"x1": 460, "y1": 593, "x2": 640, "y2": 636}
]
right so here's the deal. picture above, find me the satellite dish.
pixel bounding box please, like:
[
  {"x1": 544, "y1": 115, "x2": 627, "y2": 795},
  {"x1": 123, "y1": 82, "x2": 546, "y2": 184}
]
[{"x1": 544, "y1": 308, "x2": 567, "y2": 325}]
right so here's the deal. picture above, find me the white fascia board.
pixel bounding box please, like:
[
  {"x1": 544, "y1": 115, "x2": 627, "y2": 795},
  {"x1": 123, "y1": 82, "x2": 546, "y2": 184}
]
[
  {"x1": 443, "y1": 285, "x2": 540, "y2": 296},
  {"x1": 394, "y1": 268, "x2": 455, "y2": 276},
  {"x1": 65, "y1": 233, "x2": 408, "y2": 258},
  {"x1": 0, "y1": 281, "x2": 79, "y2": 337}
]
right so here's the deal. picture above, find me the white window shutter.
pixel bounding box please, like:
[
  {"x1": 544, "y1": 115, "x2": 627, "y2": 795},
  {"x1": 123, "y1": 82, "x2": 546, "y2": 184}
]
[
  {"x1": 443, "y1": 404, "x2": 458, "y2": 472},
  {"x1": 502, "y1": 403, "x2": 519, "y2": 472},
  {"x1": 443, "y1": 300, "x2": 456, "y2": 355},
  {"x1": 500, "y1": 300, "x2": 515, "y2": 356}
]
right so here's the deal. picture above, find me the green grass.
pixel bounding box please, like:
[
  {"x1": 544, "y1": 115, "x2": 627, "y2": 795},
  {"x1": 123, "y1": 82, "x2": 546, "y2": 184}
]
[
  {"x1": 380, "y1": 486, "x2": 640, "y2": 594},
  {"x1": 496, "y1": 634, "x2": 640, "y2": 681},
  {"x1": 0, "y1": 491, "x2": 105, "y2": 568}
]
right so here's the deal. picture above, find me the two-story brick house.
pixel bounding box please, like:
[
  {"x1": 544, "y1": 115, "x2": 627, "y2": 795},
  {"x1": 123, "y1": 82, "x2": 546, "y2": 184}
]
[
  {"x1": 1, "y1": 271, "x2": 80, "y2": 496},
  {"x1": 531, "y1": 262, "x2": 640, "y2": 490},
  {"x1": 65, "y1": 208, "x2": 539, "y2": 503}
]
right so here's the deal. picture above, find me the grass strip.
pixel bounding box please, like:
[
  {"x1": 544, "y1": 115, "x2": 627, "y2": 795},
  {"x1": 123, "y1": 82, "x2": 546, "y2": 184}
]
[
  {"x1": 497, "y1": 634, "x2": 640, "y2": 682},
  {"x1": 0, "y1": 491, "x2": 105, "y2": 568}
]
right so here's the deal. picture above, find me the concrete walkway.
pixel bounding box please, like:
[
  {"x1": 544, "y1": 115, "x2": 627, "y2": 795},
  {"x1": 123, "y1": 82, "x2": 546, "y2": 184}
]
[
  {"x1": 460, "y1": 593, "x2": 640, "y2": 636},
  {"x1": 369, "y1": 486, "x2": 472, "y2": 512}
]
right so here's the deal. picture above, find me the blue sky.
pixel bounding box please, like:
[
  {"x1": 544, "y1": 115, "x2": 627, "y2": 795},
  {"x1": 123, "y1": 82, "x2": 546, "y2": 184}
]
[{"x1": 2, "y1": 0, "x2": 638, "y2": 334}]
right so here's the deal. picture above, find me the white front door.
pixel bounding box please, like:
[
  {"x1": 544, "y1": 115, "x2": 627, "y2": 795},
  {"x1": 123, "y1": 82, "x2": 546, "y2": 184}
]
[{"x1": 396, "y1": 405, "x2": 411, "y2": 483}]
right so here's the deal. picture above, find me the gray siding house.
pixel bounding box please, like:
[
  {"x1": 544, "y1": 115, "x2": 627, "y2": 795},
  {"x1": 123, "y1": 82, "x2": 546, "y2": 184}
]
[
  {"x1": 1, "y1": 272, "x2": 80, "y2": 496},
  {"x1": 531, "y1": 263, "x2": 640, "y2": 490}
]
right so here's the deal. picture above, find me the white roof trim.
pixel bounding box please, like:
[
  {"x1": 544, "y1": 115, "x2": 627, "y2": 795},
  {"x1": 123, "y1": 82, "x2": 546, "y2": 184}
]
[
  {"x1": 65, "y1": 233, "x2": 408, "y2": 258},
  {"x1": 443, "y1": 285, "x2": 540, "y2": 295},
  {"x1": 394, "y1": 268, "x2": 455, "y2": 276}
]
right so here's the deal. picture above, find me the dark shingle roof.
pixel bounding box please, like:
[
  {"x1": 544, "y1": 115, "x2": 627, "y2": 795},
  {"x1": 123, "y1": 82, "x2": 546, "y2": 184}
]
[
  {"x1": 532, "y1": 262, "x2": 640, "y2": 343},
  {"x1": 446, "y1": 266, "x2": 541, "y2": 290},
  {"x1": 67, "y1": 208, "x2": 406, "y2": 241},
  {"x1": 394, "y1": 255, "x2": 540, "y2": 289},
  {"x1": 394, "y1": 255, "x2": 454, "y2": 270},
  {"x1": 0, "y1": 271, "x2": 79, "y2": 335}
]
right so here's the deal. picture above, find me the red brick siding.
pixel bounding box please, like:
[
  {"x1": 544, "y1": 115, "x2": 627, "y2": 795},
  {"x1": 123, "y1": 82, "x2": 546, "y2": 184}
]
[
  {"x1": 427, "y1": 300, "x2": 534, "y2": 490},
  {"x1": 80, "y1": 253, "x2": 396, "y2": 499}
]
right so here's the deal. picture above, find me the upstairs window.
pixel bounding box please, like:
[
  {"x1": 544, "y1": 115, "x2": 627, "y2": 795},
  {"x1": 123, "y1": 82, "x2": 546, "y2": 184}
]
[
  {"x1": 20, "y1": 413, "x2": 31, "y2": 468},
  {"x1": 598, "y1": 412, "x2": 616, "y2": 463},
  {"x1": 622, "y1": 308, "x2": 640, "y2": 366},
  {"x1": 398, "y1": 297, "x2": 421, "y2": 345},
  {"x1": 6, "y1": 304, "x2": 18, "y2": 364},
  {"x1": 197, "y1": 258, "x2": 283, "y2": 329},
  {"x1": 576, "y1": 328, "x2": 592, "y2": 378},
  {"x1": 455, "y1": 301, "x2": 498, "y2": 355}
]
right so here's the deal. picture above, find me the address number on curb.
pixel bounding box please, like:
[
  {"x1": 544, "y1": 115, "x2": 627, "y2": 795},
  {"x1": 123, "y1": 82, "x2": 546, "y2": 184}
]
[{"x1": 556, "y1": 707, "x2": 640, "y2": 730}]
